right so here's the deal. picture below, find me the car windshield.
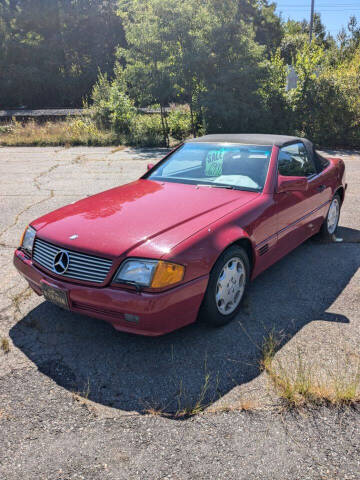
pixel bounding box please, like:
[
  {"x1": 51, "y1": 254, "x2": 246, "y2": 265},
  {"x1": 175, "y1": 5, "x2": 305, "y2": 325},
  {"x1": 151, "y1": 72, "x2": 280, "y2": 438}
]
[{"x1": 146, "y1": 142, "x2": 272, "y2": 192}]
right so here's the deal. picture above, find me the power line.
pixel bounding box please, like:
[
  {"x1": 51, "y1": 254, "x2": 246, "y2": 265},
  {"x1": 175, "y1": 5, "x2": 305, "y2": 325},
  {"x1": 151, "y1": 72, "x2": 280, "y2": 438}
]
[
  {"x1": 278, "y1": 6, "x2": 359, "y2": 10},
  {"x1": 279, "y1": 3, "x2": 359, "y2": 6},
  {"x1": 279, "y1": 10, "x2": 360, "y2": 14},
  {"x1": 279, "y1": 7, "x2": 360, "y2": 10}
]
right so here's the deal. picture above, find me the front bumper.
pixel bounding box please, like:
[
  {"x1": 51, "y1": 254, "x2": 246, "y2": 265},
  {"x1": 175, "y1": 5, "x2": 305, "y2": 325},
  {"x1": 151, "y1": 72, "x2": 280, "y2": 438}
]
[{"x1": 14, "y1": 249, "x2": 209, "y2": 336}]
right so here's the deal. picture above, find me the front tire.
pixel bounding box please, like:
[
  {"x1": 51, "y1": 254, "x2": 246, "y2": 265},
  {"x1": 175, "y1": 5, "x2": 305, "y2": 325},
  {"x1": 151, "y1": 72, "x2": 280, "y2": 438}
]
[
  {"x1": 200, "y1": 245, "x2": 250, "y2": 327},
  {"x1": 320, "y1": 193, "x2": 341, "y2": 241}
]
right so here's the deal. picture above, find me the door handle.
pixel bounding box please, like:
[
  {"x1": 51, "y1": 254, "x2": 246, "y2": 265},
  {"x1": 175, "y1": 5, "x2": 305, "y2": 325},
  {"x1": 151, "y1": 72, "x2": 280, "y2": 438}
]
[{"x1": 317, "y1": 184, "x2": 326, "y2": 192}]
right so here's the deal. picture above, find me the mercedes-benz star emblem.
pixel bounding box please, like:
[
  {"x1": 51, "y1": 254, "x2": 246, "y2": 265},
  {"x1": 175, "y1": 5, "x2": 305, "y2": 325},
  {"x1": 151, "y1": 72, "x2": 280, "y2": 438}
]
[{"x1": 53, "y1": 251, "x2": 70, "y2": 274}]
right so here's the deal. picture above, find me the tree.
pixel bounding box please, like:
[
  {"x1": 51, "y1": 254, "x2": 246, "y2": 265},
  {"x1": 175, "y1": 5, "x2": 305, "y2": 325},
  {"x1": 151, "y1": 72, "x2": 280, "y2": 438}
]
[
  {"x1": 259, "y1": 50, "x2": 292, "y2": 134},
  {"x1": 117, "y1": 0, "x2": 180, "y2": 145},
  {"x1": 280, "y1": 14, "x2": 334, "y2": 65},
  {"x1": 116, "y1": 0, "x2": 271, "y2": 137},
  {"x1": 250, "y1": 0, "x2": 283, "y2": 54},
  {"x1": 0, "y1": 0, "x2": 125, "y2": 108},
  {"x1": 196, "y1": 0, "x2": 266, "y2": 133}
]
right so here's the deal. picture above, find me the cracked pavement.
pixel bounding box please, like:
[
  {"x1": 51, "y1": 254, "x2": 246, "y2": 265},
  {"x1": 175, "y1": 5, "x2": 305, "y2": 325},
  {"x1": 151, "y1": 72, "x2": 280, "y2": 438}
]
[{"x1": 0, "y1": 146, "x2": 360, "y2": 479}]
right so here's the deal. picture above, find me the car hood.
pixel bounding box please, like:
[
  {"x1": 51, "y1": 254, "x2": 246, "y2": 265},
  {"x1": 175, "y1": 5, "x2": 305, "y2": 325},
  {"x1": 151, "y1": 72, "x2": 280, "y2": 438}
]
[{"x1": 32, "y1": 179, "x2": 258, "y2": 258}]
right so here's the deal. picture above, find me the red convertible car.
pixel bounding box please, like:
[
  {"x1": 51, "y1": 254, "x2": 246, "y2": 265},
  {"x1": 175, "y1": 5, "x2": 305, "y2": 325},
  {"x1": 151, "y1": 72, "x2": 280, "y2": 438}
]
[{"x1": 14, "y1": 134, "x2": 346, "y2": 335}]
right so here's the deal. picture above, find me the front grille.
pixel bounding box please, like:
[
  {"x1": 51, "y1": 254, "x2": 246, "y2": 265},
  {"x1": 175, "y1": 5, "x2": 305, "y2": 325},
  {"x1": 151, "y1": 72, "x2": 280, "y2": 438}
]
[{"x1": 33, "y1": 238, "x2": 113, "y2": 284}]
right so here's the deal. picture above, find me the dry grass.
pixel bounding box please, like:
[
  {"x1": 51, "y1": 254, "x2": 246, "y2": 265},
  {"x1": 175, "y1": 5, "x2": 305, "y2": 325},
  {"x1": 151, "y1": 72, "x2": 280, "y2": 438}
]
[
  {"x1": 144, "y1": 406, "x2": 166, "y2": 416},
  {"x1": 144, "y1": 398, "x2": 258, "y2": 418},
  {"x1": 71, "y1": 379, "x2": 97, "y2": 415},
  {"x1": 11, "y1": 287, "x2": 32, "y2": 315},
  {"x1": 1, "y1": 337, "x2": 10, "y2": 354},
  {"x1": 143, "y1": 361, "x2": 220, "y2": 418},
  {"x1": 0, "y1": 118, "x2": 117, "y2": 146},
  {"x1": 73, "y1": 379, "x2": 91, "y2": 401},
  {"x1": 111, "y1": 145, "x2": 127, "y2": 153},
  {"x1": 0, "y1": 117, "x2": 180, "y2": 147},
  {"x1": 175, "y1": 373, "x2": 212, "y2": 417},
  {"x1": 207, "y1": 399, "x2": 258, "y2": 414},
  {"x1": 260, "y1": 332, "x2": 360, "y2": 407},
  {"x1": 145, "y1": 390, "x2": 258, "y2": 418},
  {"x1": 141, "y1": 331, "x2": 360, "y2": 418}
]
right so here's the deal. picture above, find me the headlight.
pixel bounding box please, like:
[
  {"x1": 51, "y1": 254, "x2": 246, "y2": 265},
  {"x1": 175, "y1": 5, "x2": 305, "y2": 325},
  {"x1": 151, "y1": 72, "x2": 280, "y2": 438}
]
[
  {"x1": 114, "y1": 259, "x2": 158, "y2": 286},
  {"x1": 20, "y1": 225, "x2": 36, "y2": 254},
  {"x1": 114, "y1": 259, "x2": 185, "y2": 288}
]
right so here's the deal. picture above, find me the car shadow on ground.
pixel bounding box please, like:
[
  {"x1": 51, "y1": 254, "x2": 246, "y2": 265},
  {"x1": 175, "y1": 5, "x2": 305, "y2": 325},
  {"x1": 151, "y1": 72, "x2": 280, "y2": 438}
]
[
  {"x1": 335, "y1": 226, "x2": 360, "y2": 243},
  {"x1": 129, "y1": 147, "x2": 170, "y2": 160},
  {"x1": 10, "y1": 234, "x2": 360, "y2": 418}
]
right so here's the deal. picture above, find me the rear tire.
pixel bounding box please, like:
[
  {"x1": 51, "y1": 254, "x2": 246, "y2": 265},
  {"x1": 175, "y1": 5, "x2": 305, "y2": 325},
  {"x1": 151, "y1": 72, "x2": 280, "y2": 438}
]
[
  {"x1": 200, "y1": 245, "x2": 250, "y2": 327},
  {"x1": 320, "y1": 193, "x2": 341, "y2": 242}
]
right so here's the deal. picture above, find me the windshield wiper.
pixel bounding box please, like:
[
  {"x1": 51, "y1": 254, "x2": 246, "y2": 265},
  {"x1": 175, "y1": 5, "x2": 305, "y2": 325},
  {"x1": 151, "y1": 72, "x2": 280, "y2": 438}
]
[{"x1": 196, "y1": 184, "x2": 236, "y2": 190}]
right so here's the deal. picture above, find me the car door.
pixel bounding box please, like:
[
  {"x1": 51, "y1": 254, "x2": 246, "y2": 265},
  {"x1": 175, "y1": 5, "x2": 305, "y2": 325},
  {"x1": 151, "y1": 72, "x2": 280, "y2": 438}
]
[
  {"x1": 275, "y1": 141, "x2": 322, "y2": 255},
  {"x1": 305, "y1": 146, "x2": 334, "y2": 230}
]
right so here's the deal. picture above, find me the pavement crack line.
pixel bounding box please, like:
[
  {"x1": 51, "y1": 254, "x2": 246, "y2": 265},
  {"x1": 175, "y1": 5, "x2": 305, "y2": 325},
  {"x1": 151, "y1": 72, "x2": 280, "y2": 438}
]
[
  {"x1": 0, "y1": 161, "x2": 60, "y2": 240},
  {"x1": 0, "y1": 189, "x2": 54, "y2": 240},
  {"x1": 33, "y1": 162, "x2": 60, "y2": 191}
]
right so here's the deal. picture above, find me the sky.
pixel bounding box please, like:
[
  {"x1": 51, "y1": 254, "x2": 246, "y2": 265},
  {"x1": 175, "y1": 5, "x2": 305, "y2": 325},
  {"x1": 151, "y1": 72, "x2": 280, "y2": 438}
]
[{"x1": 274, "y1": 1, "x2": 360, "y2": 38}]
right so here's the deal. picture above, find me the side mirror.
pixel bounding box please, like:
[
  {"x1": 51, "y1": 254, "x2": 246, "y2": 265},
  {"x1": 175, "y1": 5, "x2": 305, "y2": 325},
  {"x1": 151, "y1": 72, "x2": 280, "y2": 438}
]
[
  {"x1": 277, "y1": 176, "x2": 308, "y2": 193},
  {"x1": 147, "y1": 163, "x2": 154, "y2": 171}
]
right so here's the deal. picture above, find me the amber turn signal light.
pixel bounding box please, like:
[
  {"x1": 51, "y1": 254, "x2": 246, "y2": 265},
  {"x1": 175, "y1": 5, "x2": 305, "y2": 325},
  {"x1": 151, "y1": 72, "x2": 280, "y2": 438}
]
[
  {"x1": 20, "y1": 225, "x2": 28, "y2": 246},
  {"x1": 150, "y1": 261, "x2": 185, "y2": 288}
]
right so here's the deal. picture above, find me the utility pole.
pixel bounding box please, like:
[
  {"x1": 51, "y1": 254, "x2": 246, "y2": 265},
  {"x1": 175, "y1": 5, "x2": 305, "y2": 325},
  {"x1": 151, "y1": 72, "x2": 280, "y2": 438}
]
[{"x1": 309, "y1": 0, "x2": 315, "y2": 43}]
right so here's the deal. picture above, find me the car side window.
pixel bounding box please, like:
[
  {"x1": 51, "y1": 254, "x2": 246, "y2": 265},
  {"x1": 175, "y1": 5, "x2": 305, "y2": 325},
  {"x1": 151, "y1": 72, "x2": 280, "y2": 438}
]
[
  {"x1": 314, "y1": 150, "x2": 330, "y2": 172},
  {"x1": 278, "y1": 142, "x2": 316, "y2": 177}
]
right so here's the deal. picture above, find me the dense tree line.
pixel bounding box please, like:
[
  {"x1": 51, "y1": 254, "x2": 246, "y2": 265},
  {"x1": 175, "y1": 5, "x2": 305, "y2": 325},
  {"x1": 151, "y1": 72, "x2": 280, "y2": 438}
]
[
  {"x1": 1, "y1": 0, "x2": 359, "y2": 147},
  {"x1": 0, "y1": 0, "x2": 124, "y2": 107},
  {"x1": 92, "y1": 0, "x2": 360, "y2": 146}
]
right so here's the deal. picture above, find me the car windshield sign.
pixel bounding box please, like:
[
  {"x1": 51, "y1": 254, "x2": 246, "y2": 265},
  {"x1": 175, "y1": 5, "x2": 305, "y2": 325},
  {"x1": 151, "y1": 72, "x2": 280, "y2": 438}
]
[{"x1": 147, "y1": 143, "x2": 272, "y2": 192}]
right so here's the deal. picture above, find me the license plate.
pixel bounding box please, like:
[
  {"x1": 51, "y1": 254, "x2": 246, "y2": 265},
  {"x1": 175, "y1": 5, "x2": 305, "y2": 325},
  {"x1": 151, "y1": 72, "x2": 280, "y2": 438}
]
[{"x1": 42, "y1": 282, "x2": 69, "y2": 310}]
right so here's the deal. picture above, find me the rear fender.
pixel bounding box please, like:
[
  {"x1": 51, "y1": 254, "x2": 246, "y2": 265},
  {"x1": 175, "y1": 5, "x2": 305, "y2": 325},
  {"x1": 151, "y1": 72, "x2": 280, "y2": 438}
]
[{"x1": 328, "y1": 157, "x2": 345, "y2": 182}]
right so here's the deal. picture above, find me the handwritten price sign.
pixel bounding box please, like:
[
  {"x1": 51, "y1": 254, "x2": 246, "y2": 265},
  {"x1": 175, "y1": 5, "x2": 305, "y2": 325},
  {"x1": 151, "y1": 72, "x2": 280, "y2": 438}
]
[{"x1": 205, "y1": 149, "x2": 225, "y2": 176}]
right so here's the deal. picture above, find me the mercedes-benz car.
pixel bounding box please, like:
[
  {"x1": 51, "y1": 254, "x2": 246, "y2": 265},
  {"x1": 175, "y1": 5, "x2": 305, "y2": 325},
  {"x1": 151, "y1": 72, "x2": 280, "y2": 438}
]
[{"x1": 14, "y1": 134, "x2": 346, "y2": 335}]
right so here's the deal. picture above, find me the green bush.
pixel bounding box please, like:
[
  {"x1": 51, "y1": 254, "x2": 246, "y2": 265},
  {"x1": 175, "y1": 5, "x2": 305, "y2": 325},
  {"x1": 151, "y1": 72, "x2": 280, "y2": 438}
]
[
  {"x1": 287, "y1": 43, "x2": 360, "y2": 148},
  {"x1": 91, "y1": 70, "x2": 136, "y2": 133},
  {"x1": 167, "y1": 105, "x2": 192, "y2": 141},
  {"x1": 290, "y1": 76, "x2": 355, "y2": 147},
  {"x1": 127, "y1": 114, "x2": 165, "y2": 147},
  {"x1": 91, "y1": 72, "x2": 113, "y2": 129},
  {"x1": 259, "y1": 43, "x2": 360, "y2": 148},
  {"x1": 0, "y1": 124, "x2": 14, "y2": 134}
]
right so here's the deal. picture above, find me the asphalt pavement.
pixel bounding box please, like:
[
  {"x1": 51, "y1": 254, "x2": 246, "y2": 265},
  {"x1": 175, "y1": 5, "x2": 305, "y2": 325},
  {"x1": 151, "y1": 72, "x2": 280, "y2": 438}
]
[{"x1": 0, "y1": 146, "x2": 359, "y2": 479}]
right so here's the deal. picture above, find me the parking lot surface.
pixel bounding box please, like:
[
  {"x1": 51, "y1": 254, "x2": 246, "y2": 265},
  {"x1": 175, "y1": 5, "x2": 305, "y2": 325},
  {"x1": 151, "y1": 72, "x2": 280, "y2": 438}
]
[{"x1": 1, "y1": 146, "x2": 359, "y2": 479}]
